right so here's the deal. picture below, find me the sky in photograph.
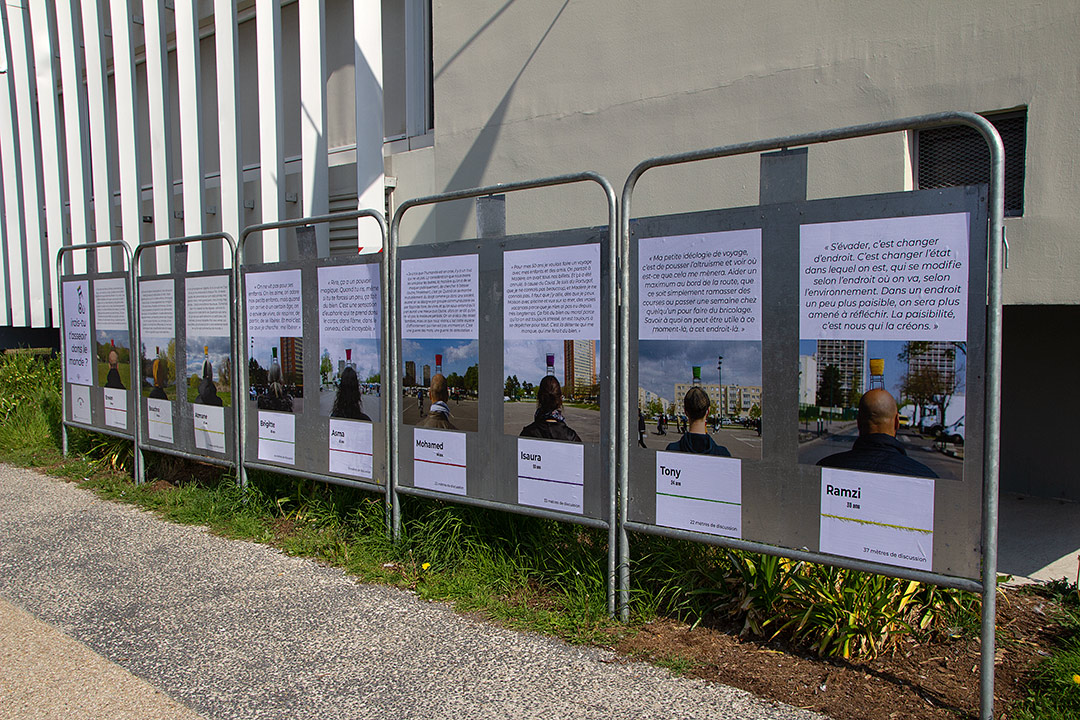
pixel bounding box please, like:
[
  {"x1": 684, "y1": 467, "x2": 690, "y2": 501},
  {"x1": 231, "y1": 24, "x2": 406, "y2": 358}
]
[
  {"x1": 185, "y1": 336, "x2": 231, "y2": 381},
  {"x1": 504, "y1": 339, "x2": 602, "y2": 388},
  {"x1": 321, "y1": 338, "x2": 380, "y2": 381},
  {"x1": 401, "y1": 338, "x2": 478, "y2": 378},
  {"x1": 638, "y1": 340, "x2": 761, "y2": 402},
  {"x1": 95, "y1": 329, "x2": 130, "y2": 353}
]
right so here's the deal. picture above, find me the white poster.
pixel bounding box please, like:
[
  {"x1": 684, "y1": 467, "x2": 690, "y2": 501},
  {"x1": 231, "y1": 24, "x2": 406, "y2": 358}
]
[
  {"x1": 655, "y1": 451, "x2": 741, "y2": 538},
  {"x1": 800, "y1": 213, "x2": 969, "y2": 341},
  {"x1": 329, "y1": 418, "x2": 374, "y2": 479},
  {"x1": 504, "y1": 244, "x2": 600, "y2": 341},
  {"x1": 146, "y1": 398, "x2": 174, "y2": 444},
  {"x1": 257, "y1": 410, "x2": 296, "y2": 464},
  {"x1": 318, "y1": 264, "x2": 381, "y2": 340},
  {"x1": 517, "y1": 438, "x2": 584, "y2": 514},
  {"x1": 639, "y1": 230, "x2": 762, "y2": 341},
  {"x1": 193, "y1": 405, "x2": 226, "y2": 454},
  {"x1": 139, "y1": 278, "x2": 176, "y2": 337},
  {"x1": 103, "y1": 388, "x2": 128, "y2": 430},
  {"x1": 413, "y1": 428, "x2": 466, "y2": 495},
  {"x1": 70, "y1": 384, "x2": 91, "y2": 424},
  {"x1": 93, "y1": 278, "x2": 129, "y2": 332},
  {"x1": 401, "y1": 255, "x2": 478, "y2": 339},
  {"x1": 246, "y1": 270, "x2": 303, "y2": 338},
  {"x1": 62, "y1": 281, "x2": 92, "y2": 386},
  {"x1": 819, "y1": 468, "x2": 935, "y2": 571},
  {"x1": 186, "y1": 275, "x2": 231, "y2": 337}
]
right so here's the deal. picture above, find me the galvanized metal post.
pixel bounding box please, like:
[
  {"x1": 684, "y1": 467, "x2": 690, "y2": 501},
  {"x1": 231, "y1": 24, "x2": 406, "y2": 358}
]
[
  {"x1": 388, "y1": 207, "x2": 402, "y2": 543},
  {"x1": 969, "y1": 115, "x2": 1006, "y2": 720}
]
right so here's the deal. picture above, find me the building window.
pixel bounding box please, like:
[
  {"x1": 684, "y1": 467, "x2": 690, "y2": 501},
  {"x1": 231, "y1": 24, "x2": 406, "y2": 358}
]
[
  {"x1": 915, "y1": 109, "x2": 1027, "y2": 217},
  {"x1": 383, "y1": 0, "x2": 433, "y2": 144}
]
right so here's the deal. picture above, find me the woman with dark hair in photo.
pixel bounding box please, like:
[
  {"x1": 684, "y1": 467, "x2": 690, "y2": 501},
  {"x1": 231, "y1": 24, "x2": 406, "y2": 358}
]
[
  {"x1": 195, "y1": 359, "x2": 224, "y2": 406},
  {"x1": 331, "y1": 366, "x2": 371, "y2": 421},
  {"x1": 666, "y1": 386, "x2": 732, "y2": 456},
  {"x1": 519, "y1": 375, "x2": 582, "y2": 442}
]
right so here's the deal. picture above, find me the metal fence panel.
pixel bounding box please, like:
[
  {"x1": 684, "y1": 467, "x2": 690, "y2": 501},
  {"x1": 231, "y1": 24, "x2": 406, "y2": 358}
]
[
  {"x1": 57, "y1": 242, "x2": 135, "y2": 451},
  {"x1": 237, "y1": 211, "x2": 390, "y2": 502}
]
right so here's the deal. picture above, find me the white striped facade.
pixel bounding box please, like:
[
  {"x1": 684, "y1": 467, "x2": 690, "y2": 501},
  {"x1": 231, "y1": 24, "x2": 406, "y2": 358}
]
[{"x1": 0, "y1": 0, "x2": 420, "y2": 329}]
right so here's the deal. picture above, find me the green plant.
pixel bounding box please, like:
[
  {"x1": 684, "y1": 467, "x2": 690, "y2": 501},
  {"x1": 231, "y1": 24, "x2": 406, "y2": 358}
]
[
  {"x1": 88, "y1": 434, "x2": 135, "y2": 474},
  {"x1": 714, "y1": 550, "x2": 801, "y2": 636},
  {"x1": 782, "y1": 567, "x2": 912, "y2": 658},
  {"x1": 0, "y1": 353, "x2": 63, "y2": 460}
]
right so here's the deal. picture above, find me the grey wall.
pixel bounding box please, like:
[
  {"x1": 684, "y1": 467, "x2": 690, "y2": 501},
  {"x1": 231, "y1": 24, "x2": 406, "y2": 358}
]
[{"x1": 395, "y1": 0, "x2": 1079, "y2": 308}]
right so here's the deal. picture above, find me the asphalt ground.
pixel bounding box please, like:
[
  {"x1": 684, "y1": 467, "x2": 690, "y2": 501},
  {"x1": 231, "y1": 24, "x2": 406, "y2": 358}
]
[{"x1": 0, "y1": 464, "x2": 823, "y2": 720}]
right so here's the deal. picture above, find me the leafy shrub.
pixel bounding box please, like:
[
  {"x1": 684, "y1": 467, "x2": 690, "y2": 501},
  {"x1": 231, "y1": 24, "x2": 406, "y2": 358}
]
[{"x1": 631, "y1": 537, "x2": 980, "y2": 660}]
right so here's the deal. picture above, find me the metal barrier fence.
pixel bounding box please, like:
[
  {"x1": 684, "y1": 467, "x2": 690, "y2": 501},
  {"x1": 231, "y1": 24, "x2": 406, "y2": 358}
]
[
  {"x1": 618, "y1": 111, "x2": 1004, "y2": 720},
  {"x1": 389, "y1": 172, "x2": 619, "y2": 616},
  {"x1": 52, "y1": 114, "x2": 1005, "y2": 715},
  {"x1": 131, "y1": 233, "x2": 239, "y2": 485},
  {"x1": 237, "y1": 210, "x2": 390, "y2": 514},
  {"x1": 56, "y1": 241, "x2": 135, "y2": 454}
]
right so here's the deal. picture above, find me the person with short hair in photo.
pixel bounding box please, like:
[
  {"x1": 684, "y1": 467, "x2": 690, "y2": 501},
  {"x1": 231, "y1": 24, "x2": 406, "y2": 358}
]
[
  {"x1": 195, "y1": 358, "x2": 223, "y2": 407},
  {"x1": 666, "y1": 386, "x2": 732, "y2": 456},
  {"x1": 105, "y1": 349, "x2": 125, "y2": 390},
  {"x1": 417, "y1": 373, "x2": 455, "y2": 429},
  {"x1": 148, "y1": 358, "x2": 169, "y2": 400}
]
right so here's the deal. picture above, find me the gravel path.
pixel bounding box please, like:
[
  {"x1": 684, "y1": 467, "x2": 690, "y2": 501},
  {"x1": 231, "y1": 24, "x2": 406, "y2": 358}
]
[{"x1": 0, "y1": 464, "x2": 825, "y2": 720}]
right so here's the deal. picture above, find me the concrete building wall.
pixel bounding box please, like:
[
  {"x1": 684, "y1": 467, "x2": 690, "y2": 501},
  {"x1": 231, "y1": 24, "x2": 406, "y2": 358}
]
[{"x1": 407, "y1": 1, "x2": 1078, "y2": 307}]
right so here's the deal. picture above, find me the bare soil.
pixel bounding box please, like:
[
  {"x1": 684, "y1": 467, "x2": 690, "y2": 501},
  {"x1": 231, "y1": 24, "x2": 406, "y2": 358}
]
[{"x1": 614, "y1": 589, "x2": 1062, "y2": 720}]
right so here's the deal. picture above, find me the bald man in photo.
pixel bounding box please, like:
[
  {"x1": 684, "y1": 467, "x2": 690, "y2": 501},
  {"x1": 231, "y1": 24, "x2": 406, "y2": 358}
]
[{"x1": 817, "y1": 388, "x2": 938, "y2": 478}]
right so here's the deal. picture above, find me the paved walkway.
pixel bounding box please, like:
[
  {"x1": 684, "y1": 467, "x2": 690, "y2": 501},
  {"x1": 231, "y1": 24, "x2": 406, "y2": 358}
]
[{"x1": 0, "y1": 465, "x2": 820, "y2": 720}]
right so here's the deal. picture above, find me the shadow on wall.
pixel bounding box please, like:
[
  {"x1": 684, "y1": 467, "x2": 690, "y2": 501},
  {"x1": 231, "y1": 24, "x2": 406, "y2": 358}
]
[{"x1": 415, "y1": 0, "x2": 571, "y2": 245}]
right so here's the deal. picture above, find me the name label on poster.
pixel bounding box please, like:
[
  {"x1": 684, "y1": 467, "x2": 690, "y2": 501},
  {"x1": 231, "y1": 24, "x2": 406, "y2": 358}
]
[
  {"x1": 517, "y1": 438, "x2": 584, "y2": 514},
  {"x1": 257, "y1": 411, "x2": 295, "y2": 465},
  {"x1": 328, "y1": 418, "x2": 374, "y2": 479},
  {"x1": 193, "y1": 404, "x2": 226, "y2": 454},
  {"x1": 146, "y1": 398, "x2": 173, "y2": 444},
  {"x1": 103, "y1": 388, "x2": 128, "y2": 430},
  {"x1": 819, "y1": 468, "x2": 934, "y2": 571},
  {"x1": 413, "y1": 428, "x2": 466, "y2": 495},
  {"x1": 655, "y1": 451, "x2": 741, "y2": 537}
]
